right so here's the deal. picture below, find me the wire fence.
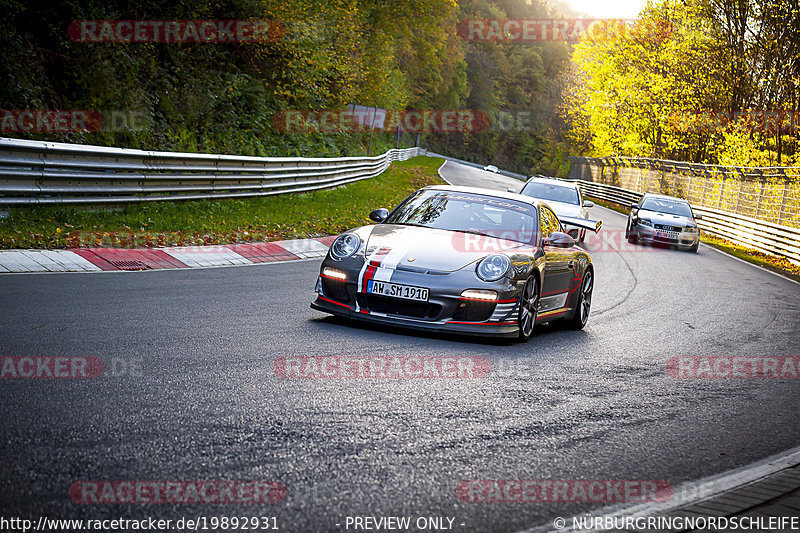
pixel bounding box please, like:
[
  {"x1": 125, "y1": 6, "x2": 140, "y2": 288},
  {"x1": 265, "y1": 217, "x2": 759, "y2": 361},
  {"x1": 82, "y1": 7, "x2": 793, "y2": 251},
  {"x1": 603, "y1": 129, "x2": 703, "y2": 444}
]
[{"x1": 569, "y1": 156, "x2": 800, "y2": 229}]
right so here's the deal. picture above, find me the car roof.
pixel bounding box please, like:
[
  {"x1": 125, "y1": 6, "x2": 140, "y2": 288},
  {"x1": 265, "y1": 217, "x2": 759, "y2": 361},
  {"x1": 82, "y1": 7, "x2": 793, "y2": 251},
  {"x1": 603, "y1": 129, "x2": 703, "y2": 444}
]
[
  {"x1": 523, "y1": 176, "x2": 579, "y2": 189},
  {"x1": 641, "y1": 193, "x2": 690, "y2": 203},
  {"x1": 421, "y1": 184, "x2": 543, "y2": 207}
]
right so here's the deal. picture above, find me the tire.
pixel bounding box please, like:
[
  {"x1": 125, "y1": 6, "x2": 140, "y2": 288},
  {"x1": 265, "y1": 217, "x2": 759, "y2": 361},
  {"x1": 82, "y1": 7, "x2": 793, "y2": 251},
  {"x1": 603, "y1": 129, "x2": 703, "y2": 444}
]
[
  {"x1": 566, "y1": 269, "x2": 593, "y2": 330},
  {"x1": 517, "y1": 276, "x2": 539, "y2": 341},
  {"x1": 688, "y1": 242, "x2": 698, "y2": 253},
  {"x1": 627, "y1": 228, "x2": 638, "y2": 244}
]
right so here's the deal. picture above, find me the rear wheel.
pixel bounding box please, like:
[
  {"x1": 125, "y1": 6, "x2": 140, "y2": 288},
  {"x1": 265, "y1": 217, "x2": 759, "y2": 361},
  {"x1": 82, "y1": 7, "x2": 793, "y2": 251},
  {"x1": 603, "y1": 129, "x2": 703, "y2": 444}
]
[
  {"x1": 566, "y1": 270, "x2": 593, "y2": 330},
  {"x1": 518, "y1": 276, "x2": 539, "y2": 341}
]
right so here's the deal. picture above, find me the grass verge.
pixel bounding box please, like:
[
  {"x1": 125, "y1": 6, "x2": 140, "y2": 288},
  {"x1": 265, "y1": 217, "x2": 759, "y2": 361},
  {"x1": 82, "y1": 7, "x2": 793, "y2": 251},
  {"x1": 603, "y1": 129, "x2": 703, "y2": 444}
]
[
  {"x1": 588, "y1": 197, "x2": 800, "y2": 282},
  {"x1": 0, "y1": 156, "x2": 444, "y2": 249}
]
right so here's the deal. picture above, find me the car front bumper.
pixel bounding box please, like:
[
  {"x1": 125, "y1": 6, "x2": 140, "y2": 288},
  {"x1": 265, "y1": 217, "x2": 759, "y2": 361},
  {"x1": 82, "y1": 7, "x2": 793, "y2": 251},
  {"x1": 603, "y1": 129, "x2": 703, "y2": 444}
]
[
  {"x1": 633, "y1": 226, "x2": 699, "y2": 249},
  {"x1": 311, "y1": 264, "x2": 524, "y2": 338}
]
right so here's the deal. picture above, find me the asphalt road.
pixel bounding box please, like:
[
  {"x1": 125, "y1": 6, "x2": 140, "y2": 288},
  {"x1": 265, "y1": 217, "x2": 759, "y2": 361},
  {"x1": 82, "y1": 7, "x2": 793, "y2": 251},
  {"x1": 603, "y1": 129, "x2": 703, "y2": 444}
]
[{"x1": 1, "y1": 160, "x2": 799, "y2": 532}]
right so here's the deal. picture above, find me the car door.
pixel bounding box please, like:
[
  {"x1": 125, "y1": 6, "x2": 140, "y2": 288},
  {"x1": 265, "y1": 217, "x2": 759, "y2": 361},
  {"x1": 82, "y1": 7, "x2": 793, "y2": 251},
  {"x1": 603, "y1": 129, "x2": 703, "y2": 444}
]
[{"x1": 539, "y1": 205, "x2": 573, "y2": 312}]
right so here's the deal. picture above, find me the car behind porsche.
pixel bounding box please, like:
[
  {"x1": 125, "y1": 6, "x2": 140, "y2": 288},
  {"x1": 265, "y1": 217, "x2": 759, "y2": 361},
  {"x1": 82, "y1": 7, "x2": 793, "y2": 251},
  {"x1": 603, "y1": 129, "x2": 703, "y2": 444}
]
[
  {"x1": 311, "y1": 185, "x2": 602, "y2": 341},
  {"x1": 513, "y1": 176, "x2": 594, "y2": 242},
  {"x1": 626, "y1": 193, "x2": 701, "y2": 252}
]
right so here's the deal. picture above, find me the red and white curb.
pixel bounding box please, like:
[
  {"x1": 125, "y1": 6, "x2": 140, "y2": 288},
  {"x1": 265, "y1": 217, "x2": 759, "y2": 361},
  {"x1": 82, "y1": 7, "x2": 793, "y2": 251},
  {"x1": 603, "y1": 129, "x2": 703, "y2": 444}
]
[{"x1": 0, "y1": 236, "x2": 336, "y2": 273}]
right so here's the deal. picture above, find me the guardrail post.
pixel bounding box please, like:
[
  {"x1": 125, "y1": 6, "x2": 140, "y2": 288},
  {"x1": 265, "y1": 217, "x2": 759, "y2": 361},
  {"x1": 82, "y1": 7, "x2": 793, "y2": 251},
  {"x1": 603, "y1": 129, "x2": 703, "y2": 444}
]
[
  {"x1": 755, "y1": 173, "x2": 765, "y2": 220},
  {"x1": 778, "y1": 177, "x2": 789, "y2": 226},
  {"x1": 735, "y1": 168, "x2": 745, "y2": 215}
]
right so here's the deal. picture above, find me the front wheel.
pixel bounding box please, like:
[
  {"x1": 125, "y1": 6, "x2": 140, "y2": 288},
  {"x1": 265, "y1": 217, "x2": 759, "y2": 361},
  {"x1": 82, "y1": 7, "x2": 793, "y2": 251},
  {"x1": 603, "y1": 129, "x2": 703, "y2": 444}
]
[
  {"x1": 518, "y1": 276, "x2": 539, "y2": 341},
  {"x1": 566, "y1": 269, "x2": 593, "y2": 330}
]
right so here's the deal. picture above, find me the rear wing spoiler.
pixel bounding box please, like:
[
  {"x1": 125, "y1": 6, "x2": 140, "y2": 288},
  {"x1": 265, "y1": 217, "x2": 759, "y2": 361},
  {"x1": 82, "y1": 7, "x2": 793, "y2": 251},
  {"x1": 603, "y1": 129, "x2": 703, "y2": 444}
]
[{"x1": 559, "y1": 215, "x2": 602, "y2": 234}]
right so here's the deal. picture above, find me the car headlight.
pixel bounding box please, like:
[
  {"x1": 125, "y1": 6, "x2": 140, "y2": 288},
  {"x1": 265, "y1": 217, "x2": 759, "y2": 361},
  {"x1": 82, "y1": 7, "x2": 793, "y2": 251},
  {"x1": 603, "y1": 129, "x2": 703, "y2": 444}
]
[
  {"x1": 476, "y1": 254, "x2": 510, "y2": 282},
  {"x1": 683, "y1": 225, "x2": 697, "y2": 233},
  {"x1": 637, "y1": 218, "x2": 652, "y2": 227},
  {"x1": 330, "y1": 233, "x2": 361, "y2": 260}
]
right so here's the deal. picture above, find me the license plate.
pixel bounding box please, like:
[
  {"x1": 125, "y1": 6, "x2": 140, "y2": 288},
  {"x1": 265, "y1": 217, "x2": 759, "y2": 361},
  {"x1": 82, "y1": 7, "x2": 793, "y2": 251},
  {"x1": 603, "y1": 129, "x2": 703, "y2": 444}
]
[
  {"x1": 656, "y1": 230, "x2": 674, "y2": 238},
  {"x1": 367, "y1": 280, "x2": 429, "y2": 302}
]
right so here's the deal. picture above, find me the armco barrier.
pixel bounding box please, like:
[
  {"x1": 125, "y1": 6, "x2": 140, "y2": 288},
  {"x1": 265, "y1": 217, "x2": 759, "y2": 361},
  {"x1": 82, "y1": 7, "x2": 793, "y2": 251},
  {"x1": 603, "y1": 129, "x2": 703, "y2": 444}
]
[{"x1": 0, "y1": 137, "x2": 420, "y2": 204}]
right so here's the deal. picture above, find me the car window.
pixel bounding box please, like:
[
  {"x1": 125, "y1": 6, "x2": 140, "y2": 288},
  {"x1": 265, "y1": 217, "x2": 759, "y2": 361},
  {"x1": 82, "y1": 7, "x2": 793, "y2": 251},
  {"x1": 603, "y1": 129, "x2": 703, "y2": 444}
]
[
  {"x1": 520, "y1": 182, "x2": 580, "y2": 205},
  {"x1": 386, "y1": 190, "x2": 538, "y2": 244},
  {"x1": 640, "y1": 197, "x2": 694, "y2": 217},
  {"x1": 539, "y1": 205, "x2": 560, "y2": 239}
]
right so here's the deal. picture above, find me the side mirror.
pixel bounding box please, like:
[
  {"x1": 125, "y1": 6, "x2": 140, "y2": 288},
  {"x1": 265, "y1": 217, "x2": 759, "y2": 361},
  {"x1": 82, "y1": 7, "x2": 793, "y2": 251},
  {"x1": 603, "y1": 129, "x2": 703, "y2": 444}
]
[
  {"x1": 630, "y1": 202, "x2": 639, "y2": 211},
  {"x1": 543, "y1": 231, "x2": 575, "y2": 248},
  {"x1": 369, "y1": 208, "x2": 389, "y2": 223},
  {"x1": 507, "y1": 187, "x2": 517, "y2": 193},
  {"x1": 583, "y1": 200, "x2": 594, "y2": 208},
  {"x1": 694, "y1": 214, "x2": 702, "y2": 221}
]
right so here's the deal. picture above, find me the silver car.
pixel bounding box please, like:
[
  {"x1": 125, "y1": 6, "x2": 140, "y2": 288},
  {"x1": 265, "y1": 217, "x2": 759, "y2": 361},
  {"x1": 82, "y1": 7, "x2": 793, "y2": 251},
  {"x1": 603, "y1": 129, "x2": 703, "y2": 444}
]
[
  {"x1": 626, "y1": 193, "x2": 701, "y2": 252},
  {"x1": 515, "y1": 177, "x2": 594, "y2": 242}
]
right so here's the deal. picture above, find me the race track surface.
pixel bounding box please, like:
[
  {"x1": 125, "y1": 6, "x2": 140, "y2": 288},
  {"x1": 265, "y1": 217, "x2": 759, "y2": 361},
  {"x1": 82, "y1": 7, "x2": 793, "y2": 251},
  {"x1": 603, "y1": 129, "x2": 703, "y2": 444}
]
[{"x1": 1, "y1": 160, "x2": 798, "y2": 532}]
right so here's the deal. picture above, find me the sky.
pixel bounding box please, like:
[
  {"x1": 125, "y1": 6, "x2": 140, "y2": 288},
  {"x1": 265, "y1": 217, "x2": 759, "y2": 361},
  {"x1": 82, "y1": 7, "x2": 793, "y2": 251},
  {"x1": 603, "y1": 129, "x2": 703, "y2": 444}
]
[{"x1": 560, "y1": 0, "x2": 648, "y2": 18}]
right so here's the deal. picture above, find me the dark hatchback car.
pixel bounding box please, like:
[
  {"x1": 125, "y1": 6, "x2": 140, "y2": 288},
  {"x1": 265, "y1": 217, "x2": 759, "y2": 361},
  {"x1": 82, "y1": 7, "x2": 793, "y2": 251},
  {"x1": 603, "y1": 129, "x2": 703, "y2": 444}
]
[{"x1": 311, "y1": 185, "x2": 602, "y2": 341}]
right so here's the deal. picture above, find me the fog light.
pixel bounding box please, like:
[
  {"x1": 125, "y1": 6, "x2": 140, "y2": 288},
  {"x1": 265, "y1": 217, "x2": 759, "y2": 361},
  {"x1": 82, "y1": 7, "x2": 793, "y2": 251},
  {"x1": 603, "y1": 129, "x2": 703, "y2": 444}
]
[
  {"x1": 322, "y1": 267, "x2": 347, "y2": 281},
  {"x1": 461, "y1": 289, "x2": 498, "y2": 301}
]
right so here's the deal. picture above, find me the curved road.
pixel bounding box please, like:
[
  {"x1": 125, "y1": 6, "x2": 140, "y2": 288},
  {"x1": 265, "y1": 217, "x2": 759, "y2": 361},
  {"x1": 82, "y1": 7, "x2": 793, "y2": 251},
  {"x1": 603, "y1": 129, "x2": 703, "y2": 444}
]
[{"x1": 0, "y1": 160, "x2": 798, "y2": 531}]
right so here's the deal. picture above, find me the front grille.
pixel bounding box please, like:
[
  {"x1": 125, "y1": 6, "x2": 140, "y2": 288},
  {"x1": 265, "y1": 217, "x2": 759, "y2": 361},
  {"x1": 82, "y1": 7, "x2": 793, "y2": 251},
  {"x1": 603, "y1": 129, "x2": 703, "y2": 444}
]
[
  {"x1": 321, "y1": 277, "x2": 351, "y2": 303},
  {"x1": 654, "y1": 224, "x2": 681, "y2": 232},
  {"x1": 359, "y1": 294, "x2": 441, "y2": 319},
  {"x1": 452, "y1": 300, "x2": 497, "y2": 322}
]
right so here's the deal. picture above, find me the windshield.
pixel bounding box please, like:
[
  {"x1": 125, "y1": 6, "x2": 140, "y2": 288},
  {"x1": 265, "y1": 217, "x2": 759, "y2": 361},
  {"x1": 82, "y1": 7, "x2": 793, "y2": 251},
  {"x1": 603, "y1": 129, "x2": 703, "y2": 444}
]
[
  {"x1": 640, "y1": 197, "x2": 694, "y2": 218},
  {"x1": 519, "y1": 182, "x2": 580, "y2": 205},
  {"x1": 386, "y1": 190, "x2": 538, "y2": 244}
]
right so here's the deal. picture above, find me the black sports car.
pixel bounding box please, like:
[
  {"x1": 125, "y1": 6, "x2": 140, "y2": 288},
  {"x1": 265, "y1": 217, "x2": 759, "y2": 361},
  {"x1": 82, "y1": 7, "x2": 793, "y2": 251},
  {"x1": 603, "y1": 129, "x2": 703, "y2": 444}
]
[{"x1": 311, "y1": 185, "x2": 602, "y2": 340}]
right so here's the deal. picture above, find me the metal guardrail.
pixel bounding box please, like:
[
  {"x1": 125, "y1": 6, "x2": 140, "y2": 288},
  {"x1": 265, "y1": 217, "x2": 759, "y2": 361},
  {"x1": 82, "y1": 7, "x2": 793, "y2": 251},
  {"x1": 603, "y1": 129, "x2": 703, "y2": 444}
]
[
  {"x1": 0, "y1": 137, "x2": 421, "y2": 204},
  {"x1": 561, "y1": 177, "x2": 800, "y2": 264}
]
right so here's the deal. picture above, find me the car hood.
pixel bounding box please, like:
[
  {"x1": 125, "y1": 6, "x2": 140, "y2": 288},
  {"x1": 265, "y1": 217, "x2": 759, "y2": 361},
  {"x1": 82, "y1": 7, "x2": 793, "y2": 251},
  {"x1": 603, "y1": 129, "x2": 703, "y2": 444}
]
[
  {"x1": 364, "y1": 224, "x2": 529, "y2": 273},
  {"x1": 541, "y1": 200, "x2": 584, "y2": 219},
  {"x1": 638, "y1": 210, "x2": 694, "y2": 227}
]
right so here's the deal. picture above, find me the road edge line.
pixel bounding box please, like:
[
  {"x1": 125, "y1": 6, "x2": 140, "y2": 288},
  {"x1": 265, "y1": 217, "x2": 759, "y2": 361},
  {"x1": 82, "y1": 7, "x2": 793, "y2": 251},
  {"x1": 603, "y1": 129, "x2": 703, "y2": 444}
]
[{"x1": 519, "y1": 444, "x2": 800, "y2": 533}]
